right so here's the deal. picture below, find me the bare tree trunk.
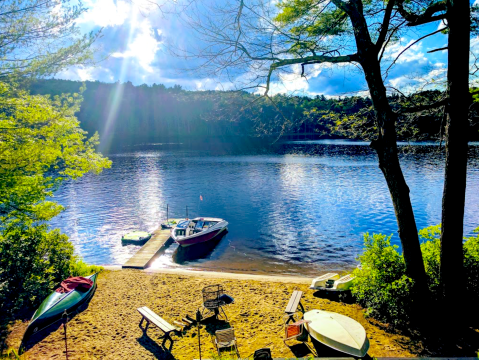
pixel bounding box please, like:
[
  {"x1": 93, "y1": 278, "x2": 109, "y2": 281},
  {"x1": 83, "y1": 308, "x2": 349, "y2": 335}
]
[
  {"x1": 362, "y1": 56, "x2": 427, "y2": 291},
  {"x1": 347, "y1": 0, "x2": 427, "y2": 291},
  {"x1": 440, "y1": 0, "x2": 470, "y2": 307}
]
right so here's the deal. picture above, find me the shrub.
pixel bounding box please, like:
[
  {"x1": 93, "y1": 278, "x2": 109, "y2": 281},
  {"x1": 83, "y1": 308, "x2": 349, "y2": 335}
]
[
  {"x1": 0, "y1": 222, "x2": 101, "y2": 311},
  {"x1": 418, "y1": 225, "x2": 441, "y2": 299},
  {"x1": 351, "y1": 233, "x2": 413, "y2": 326},
  {"x1": 70, "y1": 258, "x2": 103, "y2": 277},
  {"x1": 353, "y1": 225, "x2": 479, "y2": 325},
  {"x1": 464, "y1": 227, "x2": 479, "y2": 301}
]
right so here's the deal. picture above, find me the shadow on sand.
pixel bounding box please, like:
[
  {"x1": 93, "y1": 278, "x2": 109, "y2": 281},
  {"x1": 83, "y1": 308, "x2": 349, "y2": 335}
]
[
  {"x1": 137, "y1": 332, "x2": 176, "y2": 360},
  {"x1": 18, "y1": 290, "x2": 95, "y2": 354}
]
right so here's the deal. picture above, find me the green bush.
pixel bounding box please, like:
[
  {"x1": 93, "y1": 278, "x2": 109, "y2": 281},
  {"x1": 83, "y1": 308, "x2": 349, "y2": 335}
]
[
  {"x1": 418, "y1": 225, "x2": 441, "y2": 299},
  {"x1": 70, "y1": 258, "x2": 103, "y2": 277},
  {"x1": 464, "y1": 227, "x2": 479, "y2": 301},
  {"x1": 353, "y1": 225, "x2": 479, "y2": 325},
  {"x1": 351, "y1": 233, "x2": 414, "y2": 326},
  {"x1": 0, "y1": 222, "x2": 101, "y2": 311}
]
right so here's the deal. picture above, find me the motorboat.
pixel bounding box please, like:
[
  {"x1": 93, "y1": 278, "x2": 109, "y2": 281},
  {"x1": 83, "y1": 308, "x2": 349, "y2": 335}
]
[
  {"x1": 304, "y1": 309, "x2": 370, "y2": 357},
  {"x1": 171, "y1": 217, "x2": 228, "y2": 247}
]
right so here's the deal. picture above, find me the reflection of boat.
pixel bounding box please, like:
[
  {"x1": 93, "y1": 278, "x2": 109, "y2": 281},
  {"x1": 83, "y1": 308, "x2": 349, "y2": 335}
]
[
  {"x1": 304, "y1": 309, "x2": 369, "y2": 357},
  {"x1": 171, "y1": 217, "x2": 228, "y2": 247},
  {"x1": 121, "y1": 231, "x2": 152, "y2": 245},
  {"x1": 173, "y1": 230, "x2": 227, "y2": 263},
  {"x1": 23, "y1": 273, "x2": 98, "y2": 340}
]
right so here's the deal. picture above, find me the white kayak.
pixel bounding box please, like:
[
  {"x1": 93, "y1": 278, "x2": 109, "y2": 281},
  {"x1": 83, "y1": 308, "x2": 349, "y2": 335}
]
[{"x1": 304, "y1": 309, "x2": 369, "y2": 357}]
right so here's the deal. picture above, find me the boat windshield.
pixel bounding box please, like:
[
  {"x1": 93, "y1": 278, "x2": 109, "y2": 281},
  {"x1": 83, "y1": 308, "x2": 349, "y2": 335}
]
[
  {"x1": 176, "y1": 220, "x2": 189, "y2": 229},
  {"x1": 195, "y1": 221, "x2": 204, "y2": 229}
]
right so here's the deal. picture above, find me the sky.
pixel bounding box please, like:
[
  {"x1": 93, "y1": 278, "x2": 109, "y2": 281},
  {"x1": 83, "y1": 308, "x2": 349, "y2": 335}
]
[{"x1": 56, "y1": 0, "x2": 479, "y2": 97}]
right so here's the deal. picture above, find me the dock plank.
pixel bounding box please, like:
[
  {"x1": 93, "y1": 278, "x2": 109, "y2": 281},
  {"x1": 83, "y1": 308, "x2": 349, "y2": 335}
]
[{"x1": 122, "y1": 219, "x2": 181, "y2": 269}]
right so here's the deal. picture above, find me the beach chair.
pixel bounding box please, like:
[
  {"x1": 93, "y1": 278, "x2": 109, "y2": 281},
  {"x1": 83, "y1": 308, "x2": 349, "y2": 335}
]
[
  {"x1": 284, "y1": 318, "x2": 311, "y2": 344},
  {"x1": 333, "y1": 274, "x2": 355, "y2": 291},
  {"x1": 310, "y1": 273, "x2": 340, "y2": 289},
  {"x1": 202, "y1": 284, "x2": 228, "y2": 319},
  {"x1": 214, "y1": 327, "x2": 240, "y2": 357}
]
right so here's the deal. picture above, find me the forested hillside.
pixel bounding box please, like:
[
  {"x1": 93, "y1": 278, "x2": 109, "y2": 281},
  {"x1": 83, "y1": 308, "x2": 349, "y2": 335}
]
[{"x1": 28, "y1": 79, "x2": 479, "y2": 151}]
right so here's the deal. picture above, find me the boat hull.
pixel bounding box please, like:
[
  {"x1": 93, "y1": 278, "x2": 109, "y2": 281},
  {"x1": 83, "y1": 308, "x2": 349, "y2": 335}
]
[
  {"x1": 172, "y1": 220, "x2": 228, "y2": 247},
  {"x1": 23, "y1": 273, "x2": 98, "y2": 340},
  {"x1": 304, "y1": 309, "x2": 369, "y2": 358}
]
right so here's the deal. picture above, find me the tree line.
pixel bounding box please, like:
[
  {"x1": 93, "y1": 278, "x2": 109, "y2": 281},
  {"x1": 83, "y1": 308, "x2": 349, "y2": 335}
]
[{"x1": 27, "y1": 79, "x2": 479, "y2": 151}]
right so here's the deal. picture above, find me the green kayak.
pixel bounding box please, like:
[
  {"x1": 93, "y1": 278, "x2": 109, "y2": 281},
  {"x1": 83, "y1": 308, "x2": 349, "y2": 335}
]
[{"x1": 23, "y1": 272, "x2": 98, "y2": 340}]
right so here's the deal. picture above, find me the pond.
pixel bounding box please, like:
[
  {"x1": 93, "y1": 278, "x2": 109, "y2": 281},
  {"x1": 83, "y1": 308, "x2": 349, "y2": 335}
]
[{"x1": 49, "y1": 141, "x2": 479, "y2": 276}]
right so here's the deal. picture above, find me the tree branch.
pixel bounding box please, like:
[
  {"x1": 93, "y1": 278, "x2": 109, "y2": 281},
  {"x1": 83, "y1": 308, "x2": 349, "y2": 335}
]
[
  {"x1": 396, "y1": 98, "x2": 447, "y2": 114},
  {"x1": 384, "y1": 27, "x2": 447, "y2": 75},
  {"x1": 376, "y1": 0, "x2": 398, "y2": 52},
  {"x1": 427, "y1": 46, "x2": 448, "y2": 53},
  {"x1": 397, "y1": 0, "x2": 447, "y2": 26},
  {"x1": 264, "y1": 53, "x2": 359, "y2": 95}
]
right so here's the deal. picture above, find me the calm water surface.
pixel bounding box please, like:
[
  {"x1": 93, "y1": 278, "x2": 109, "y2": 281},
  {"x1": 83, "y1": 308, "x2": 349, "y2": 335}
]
[{"x1": 50, "y1": 142, "x2": 479, "y2": 276}]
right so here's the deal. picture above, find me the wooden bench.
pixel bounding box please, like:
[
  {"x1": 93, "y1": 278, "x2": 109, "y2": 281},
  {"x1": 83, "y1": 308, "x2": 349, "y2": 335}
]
[
  {"x1": 137, "y1": 306, "x2": 179, "y2": 350},
  {"x1": 284, "y1": 290, "x2": 305, "y2": 323}
]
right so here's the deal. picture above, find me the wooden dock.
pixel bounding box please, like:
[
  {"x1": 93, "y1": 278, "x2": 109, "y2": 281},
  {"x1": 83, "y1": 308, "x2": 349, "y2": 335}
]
[{"x1": 122, "y1": 219, "x2": 180, "y2": 269}]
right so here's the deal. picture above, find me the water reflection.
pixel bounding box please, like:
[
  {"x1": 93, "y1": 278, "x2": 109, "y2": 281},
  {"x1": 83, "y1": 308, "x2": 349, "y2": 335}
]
[
  {"x1": 49, "y1": 143, "x2": 479, "y2": 276},
  {"x1": 172, "y1": 231, "x2": 228, "y2": 264}
]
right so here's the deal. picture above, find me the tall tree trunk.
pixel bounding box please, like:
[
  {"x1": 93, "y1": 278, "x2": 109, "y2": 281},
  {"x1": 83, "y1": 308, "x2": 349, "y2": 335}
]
[
  {"x1": 362, "y1": 56, "x2": 427, "y2": 291},
  {"x1": 441, "y1": 0, "x2": 470, "y2": 307},
  {"x1": 347, "y1": 0, "x2": 427, "y2": 291}
]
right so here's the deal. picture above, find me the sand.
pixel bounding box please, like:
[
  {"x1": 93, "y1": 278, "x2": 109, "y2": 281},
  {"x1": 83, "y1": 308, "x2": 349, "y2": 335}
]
[{"x1": 2, "y1": 269, "x2": 467, "y2": 359}]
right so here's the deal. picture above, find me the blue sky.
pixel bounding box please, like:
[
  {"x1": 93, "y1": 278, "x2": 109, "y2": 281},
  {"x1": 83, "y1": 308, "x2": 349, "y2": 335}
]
[{"x1": 56, "y1": 0, "x2": 478, "y2": 97}]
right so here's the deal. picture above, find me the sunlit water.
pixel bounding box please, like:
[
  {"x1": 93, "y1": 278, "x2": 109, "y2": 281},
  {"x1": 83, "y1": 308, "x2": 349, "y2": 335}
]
[{"x1": 49, "y1": 141, "x2": 479, "y2": 276}]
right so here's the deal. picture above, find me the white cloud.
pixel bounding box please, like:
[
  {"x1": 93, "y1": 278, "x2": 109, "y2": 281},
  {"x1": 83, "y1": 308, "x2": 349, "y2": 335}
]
[
  {"x1": 387, "y1": 64, "x2": 447, "y2": 93},
  {"x1": 384, "y1": 38, "x2": 426, "y2": 64},
  {"x1": 111, "y1": 19, "x2": 161, "y2": 73},
  {"x1": 79, "y1": 0, "x2": 131, "y2": 27},
  {"x1": 77, "y1": 67, "x2": 94, "y2": 81},
  {"x1": 55, "y1": 66, "x2": 113, "y2": 82}
]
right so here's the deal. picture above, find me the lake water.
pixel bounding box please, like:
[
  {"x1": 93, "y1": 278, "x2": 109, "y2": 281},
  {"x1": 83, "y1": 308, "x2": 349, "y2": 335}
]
[{"x1": 50, "y1": 141, "x2": 479, "y2": 276}]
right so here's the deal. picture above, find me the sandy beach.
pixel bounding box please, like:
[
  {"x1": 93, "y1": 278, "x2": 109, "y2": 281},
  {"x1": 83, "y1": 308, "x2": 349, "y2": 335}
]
[{"x1": 4, "y1": 269, "x2": 477, "y2": 359}]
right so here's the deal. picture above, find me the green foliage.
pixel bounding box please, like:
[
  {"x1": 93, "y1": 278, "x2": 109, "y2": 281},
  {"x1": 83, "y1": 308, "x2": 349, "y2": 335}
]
[
  {"x1": 0, "y1": 0, "x2": 99, "y2": 79},
  {"x1": 0, "y1": 222, "x2": 101, "y2": 311},
  {"x1": 28, "y1": 79, "x2": 475, "y2": 152},
  {"x1": 0, "y1": 81, "x2": 109, "y2": 311},
  {"x1": 0, "y1": 81, "x2": 111, "y2": 223},
  {"x1": 0, "y1": 223, "x2": 73, "y2": 310},
  {"x1": 419, "y1": 225, "x2": 441, "y2": 298},
  {"x1": 354, "y1": 225, "x2": 479, "y2": 325},
  {"x1": 351, "y1": 233, "x2": 414, "y2": 326},
  {"x1": 463, "y1": 227, "x2": 479, "y2": 301},
  {"x1": 275, "y1": 0, "x2": 349, "y2": 56},
  {"x1": 70, "y1": 259, "x2": 103, "y2": 277}
]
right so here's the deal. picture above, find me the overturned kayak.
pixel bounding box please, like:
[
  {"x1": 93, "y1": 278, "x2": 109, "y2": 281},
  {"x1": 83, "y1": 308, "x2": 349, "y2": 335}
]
[
  {"x1": 23, "y1": 273, "x2": 98, "y2": 340},
  {"x1": 304, "y1": 309, "x2": 369, "y2": 357}
]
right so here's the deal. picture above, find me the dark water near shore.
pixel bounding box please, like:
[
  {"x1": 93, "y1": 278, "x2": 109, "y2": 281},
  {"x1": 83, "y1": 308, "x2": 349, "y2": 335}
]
[{"x1": 49, "y1": 141, "x2": 479, "y2": 276}]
